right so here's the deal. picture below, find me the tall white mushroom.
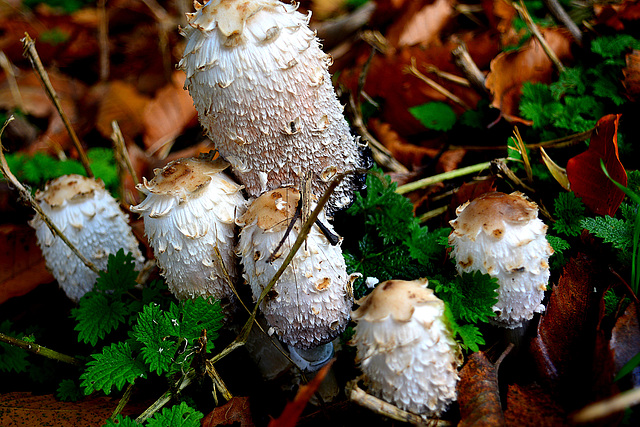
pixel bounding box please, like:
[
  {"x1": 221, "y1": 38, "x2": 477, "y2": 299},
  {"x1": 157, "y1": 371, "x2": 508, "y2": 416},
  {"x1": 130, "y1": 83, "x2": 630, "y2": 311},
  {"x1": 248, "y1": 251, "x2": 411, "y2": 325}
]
[
  {"x1": 448, "y1": 191, "x2": 553, "y2": 328},
  {"x1": 351, "y1": 279, "x2": 462, "y2": 417},
  {"x1": 30, "y1": 174, "x2": 144, "y2": 302},
  {"x1": 237, "y1": 187, "x2": 356, "y2": 359},
  {"x1": 178, "y1": 0, "x2": 368, "y2": 215},
  {"x1": 130, "y1": 153, "x2": 246, "y2": 308}
]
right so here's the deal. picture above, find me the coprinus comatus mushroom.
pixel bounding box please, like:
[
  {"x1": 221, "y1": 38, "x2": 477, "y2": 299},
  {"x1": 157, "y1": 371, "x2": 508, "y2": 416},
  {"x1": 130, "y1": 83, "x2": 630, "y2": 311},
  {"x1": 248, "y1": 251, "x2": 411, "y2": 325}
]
[
  {"x1": 30, "y1": 175, "x2": 144, "y2": 302},
  {"x1": 131, "y1": 153, "x2": 246, "y2": 310},
  {"x1": 449, "y1": 191, "x2": 554, "y2": 328},
  {"x1": 179, "y1": 0, "x2": 369, "y2": 215},
  {"x1": 351, "y1": 279, "x2": 462, "y2": 417}
]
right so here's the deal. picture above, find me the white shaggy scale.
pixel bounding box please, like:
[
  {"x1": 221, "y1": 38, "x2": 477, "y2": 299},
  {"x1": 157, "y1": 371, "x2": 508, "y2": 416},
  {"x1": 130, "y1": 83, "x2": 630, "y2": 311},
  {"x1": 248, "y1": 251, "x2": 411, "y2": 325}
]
[
  {"x1": 131, "y1": 154, "x2": 246, "y2": 305},
  {"x1": 352, "y1": 279, "x2": 462, "y2": 416},
  {"x1": 237, "y1": 187, "x2": 356, "y2": 349},
  {"x1": 449, "y1": 191, "x2": 554, "y2": 328},
  {"x1": 30, "y1": 175, "x2": 144, "y2": 302},
  {"x1": 179, "y1": 0, "x2": 365, "y2": 214}
]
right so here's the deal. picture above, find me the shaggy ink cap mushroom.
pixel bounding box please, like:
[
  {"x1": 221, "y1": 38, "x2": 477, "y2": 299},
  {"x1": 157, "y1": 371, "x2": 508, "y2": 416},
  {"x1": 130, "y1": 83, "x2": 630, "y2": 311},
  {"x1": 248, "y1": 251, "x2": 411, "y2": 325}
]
[
  {"x1": 179, "y1": 0, "x2": 370, "y2": 215},
  {"x1": 30, "y1": 174, "x2": 144, "y2": 302},
  {"x1": 131, "y1": 152, "x2": 246, "y2": 309},
  {"x1": 237, "y1": 187, "x2": 357, "y2": 350},
  {"x1": 449, "y1": 191, "x2": 554, "y2": 328},
  {"x1": 351, "y1": 279, "x2": 462, "y2": 417}
]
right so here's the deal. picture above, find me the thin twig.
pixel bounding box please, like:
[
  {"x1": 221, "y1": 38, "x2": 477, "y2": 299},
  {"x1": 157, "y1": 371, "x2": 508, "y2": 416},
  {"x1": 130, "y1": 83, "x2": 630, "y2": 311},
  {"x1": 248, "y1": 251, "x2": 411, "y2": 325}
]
[
  {"x1": 135, "y1": 371, "x2": 195, "y2": 423},
  {"x1": 21, "y1": 33, "x2": 93, "y2": 177},
  {"x1": 542, "y1": 0, "x2": 582, "y2": 45},
  {"x1": 0, "y1": 116, "x2": 100, "y2": 274},
  {"x1": 405, "y1": 57, "x2": 471, "y2": 110},
  {"x1": 0, "y1": 332, "x2": 83, "y2": 367},
  {"x1": 206, "y1": 361, "x2": 233, "y2": 401},
  {"x1": 418, "y1": 206, "x2": 448, "y2": 224},
  {"x1": 97, "y1": 0, "x2": 109, "y2": 81},
  {"x1": 513, "y1": 1, "x2": 566, "y2": 73},
  {"x1": 111, "y1": 382, "x2": 135, "y2": 419},
  {"x1": 573, "y1": 386, "x2": 640, "y2": 423},
  {"x1": 512, "y1": 127, "x2": 533, "y2": 183},
  {"x1": 111, "y1": 121, "x2": 139, "y2": 186},
  {"x1": 396, "y1": 161, "x2": 492, "y2": 195},
  {"x1": 423, "y1": 64, "x2": 470, "y2": 87},
  {"x1": 451, "y1": 42, "x2": 489, "y2": 94},
  {"x1": 0, "y1": 51, "x2": 25, "y2": 111}
]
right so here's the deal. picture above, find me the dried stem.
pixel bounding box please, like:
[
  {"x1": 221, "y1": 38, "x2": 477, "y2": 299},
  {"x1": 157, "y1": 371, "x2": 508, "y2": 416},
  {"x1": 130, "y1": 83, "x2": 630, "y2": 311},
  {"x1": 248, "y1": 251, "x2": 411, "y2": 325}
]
[
  {"x1": 111, "y1": 120, "x2": 139, "y2": 186},
  {"x1": 135, "y1": 371, "x2": 195, "y2": 423},
  {"x1": 423, "y1": 64, "x2": 470, "y2": 87},
  {"x1": 418, "y1": 205, "x2": 448, "y2": 224},
  {"x1": 21, "y1": 33, "x2": 93, "y2": 177},
  {"x1": 512, "y1": 1, "x2": 565, "y2": 73},
  {"x1": 512, "y1": 127, "x2": 533, "y2": 182},
  {"x1": 98, "y1": 0, "x2": 110, "y2": 81},
  {"x1": 451, "y1": 42, "x2": 489, "y2": 94},
  {"x1": 0, "y1": 116, "x2": 100, "y2": 274},
  {"x1": 573, "y1": 386, "x2": 640, "y2": 423},
  {"x1": 0, "y1": 51, "x2": 25, "y2": 111},
  {"x1": 0, "y1": 332, "x2": 83, "y2": 367},
  {"x1": 396, "y1": 161, "x2": 492, "y2": 195},
  {"x1": 405, "y1": 57, "x2": 471, "y2": 110},
  {"x1": 111, "y1": 382, "x2": 135, "y2": 420},
  {"x1": 542, "y1": 0, "x2": 582, "y2": 45}
]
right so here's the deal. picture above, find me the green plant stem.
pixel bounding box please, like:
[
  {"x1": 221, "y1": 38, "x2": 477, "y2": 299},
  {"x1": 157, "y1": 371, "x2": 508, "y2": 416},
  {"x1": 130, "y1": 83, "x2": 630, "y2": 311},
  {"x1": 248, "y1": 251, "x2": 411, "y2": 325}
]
[
  {"x1": 135, "y1": 371, "x2": 195, "y2": 423},
  {"x1": 0, "y1": 332, "x2": 83, "y2": 367},
  {"x1": 396, "y1": 161, "x2": 492, "y2": 195},
  {"x1": 111, "y1": 382, "x2": 135, "y2": 419}
]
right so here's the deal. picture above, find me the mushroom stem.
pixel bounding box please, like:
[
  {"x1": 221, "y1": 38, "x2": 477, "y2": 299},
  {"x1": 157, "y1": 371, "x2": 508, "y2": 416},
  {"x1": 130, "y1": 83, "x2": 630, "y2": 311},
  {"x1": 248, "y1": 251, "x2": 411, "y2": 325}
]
[{"x1": 288, "y1": 343, "x2": 334, "y2": 372}]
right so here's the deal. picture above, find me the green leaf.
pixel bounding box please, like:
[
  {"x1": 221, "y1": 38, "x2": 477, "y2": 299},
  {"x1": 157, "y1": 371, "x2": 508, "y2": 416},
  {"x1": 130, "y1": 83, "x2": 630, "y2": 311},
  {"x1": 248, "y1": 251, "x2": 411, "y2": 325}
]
[
  {"x1": 173, "y1": 298, "x2": 224, "y2": 345},
  {"x1": 615, "y1": 350, "x2": 640, "y2": 382},
  {"x1": 94, "y1": 249, "x2": 139, "y2": 293},
  {"x1": 409, "y1": 102, "x2": 457, "y2": 131},
  {"x1": 553, "y1": 192, "x2": 586, "y2": 236},
  {"x1": 57, "y1": 379, "x2": 84, "y2": 402},
  {"x1": 132, "y1": 303, "x2": 178, "y2": 375},
  {"x1": 582, "y1": 216, "x2": 633, "y2": 250},
  {"x1": 73, "y1": 293, "x2": 128, "y2": 346},
  {"x1": 433, "y1": 272, "x2": 498, "y2": 324},
  {"x1": 442, "y1": 305, "x2": 485, "y2": 352},
  {"x1": 88, "y1": 148, "x2": 119, "y2": 195},
  {"x1": 81, "y1": 341, "x2": 147, "y2": 395},
  {"x1": 591, "y1": 35, "x2": 640, "y2": 59},
  {"x1": 104, "y1": 415, "x2": 139, "y2": 426},
  {"x1": 0, "y1": 320, "x2": 29, "y2": 373},
  {"x1": 146, "y1": 402, "x2": 204, "y2": 427},
  {"x1": 404, "y1": 223, "x2": 448, "y2": 270}
]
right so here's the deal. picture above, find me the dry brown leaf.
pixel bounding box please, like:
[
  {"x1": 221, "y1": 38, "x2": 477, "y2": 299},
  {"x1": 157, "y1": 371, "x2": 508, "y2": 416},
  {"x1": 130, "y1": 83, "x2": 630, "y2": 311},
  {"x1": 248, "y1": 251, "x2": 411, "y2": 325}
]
[
  {"x1": 594, "y1": 0, "x2": 640, "y2": 31},
  {"x1": 610, "y1": 303, "x2": 640, "y2": 384},
  {"x1": 386, "y1": 0, "x2": 455, "y2": 48},
  {"x1": 503, "y1": 384, "x2": 567, "y2": 426},
  {"x1": 0, "y1": 224, "x2": 53, "y2": 305},
  {"x1": 457, "y1": 351, "x2": 506, "y2": 427},
  {"x1": 623, "y1": 50, "x2": 640, "y2": 102},
  {"x1": 202, "y1": 396, "x2": 255, "y2": 427},
  {"x1": 95, "y1": 81, "x2": 150, "y2": 141},
  {"x1": 485, "y1": 28, "x2": 573, "y2": 123},
  {"x1": 142, "y1": 72, "x2": 197, "y2": 152}
]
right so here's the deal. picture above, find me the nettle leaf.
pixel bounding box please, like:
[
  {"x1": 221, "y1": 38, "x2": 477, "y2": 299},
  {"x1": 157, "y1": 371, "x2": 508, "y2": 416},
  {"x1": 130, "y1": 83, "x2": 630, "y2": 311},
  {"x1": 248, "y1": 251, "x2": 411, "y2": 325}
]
[
  {"x1": 443, "y1": 305, "x2": 485, "y2": 352},
  {"x1": 547, "y1": 235, "x2": 570, "y2": 255},
  {"x1": 591, "y1": 35, "x2": 640, "y2": 59},
  {"x1": 174, "y1": 298, "x2": 224, "y2": 345},
  {"x1": 434, "y1": 272, "x2": 498, "y2": 324},
  {"x1": 551, "y1": 66, "x2": 586, "y2": 98},
  {"x1": 73, "y1": 293, "x2": 128, "y2": 346},
  {"x1": 582, "y1": 216, "x2": 634, "y2": 250},
  {"x1": 57, "y1": 378, "x2": 84, "y2": 402},
  {"x1": 553, "y1": 192, "x2": 586, "y2": 236},
  {"x1": 409, "y1": 102, "x2": 457, "y2": 131},
  {"x1": 404, "y1": 223, "x2": 448, "y2": 270},
  {"x1": 88, "y1": 148, "x2": 119, "y2": 194},
  {"x1": 94, "y1": 249, "x2": 139, "y2": 293},
  {"x1": 0, "y1": 320, "x2": 29, "y2": 373},
  {"x1": 132, "y1": 303, "x2": 178, "y2": 375},
  {"x1": 146, "y1": 402, "x2": 204, "y2": 427},
  {"x1": 81, "y1": 341, "x2": 147, "y2": 395},
  {"x1": 105, "y1": 415, "x2": 139, "y2": 427}
]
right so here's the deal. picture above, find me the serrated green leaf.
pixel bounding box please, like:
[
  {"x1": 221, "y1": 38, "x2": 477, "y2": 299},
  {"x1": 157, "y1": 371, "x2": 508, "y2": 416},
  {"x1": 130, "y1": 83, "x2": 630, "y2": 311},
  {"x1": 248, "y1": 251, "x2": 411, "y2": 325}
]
[
  {"x1": 57, "y1": 379, "x2": 84, "y2": 402},
  {"x1": 582, "y1": 216, "x2": 633, "y2": 250},
  {"x1": 404, "y1": 223, "x2": 448, "y2": 270},
  {"x1": 81, "y1": 341, "x2": 147, "y2": 395},
  {"x1": 174, "y1": 298, "x2": 224, "y2": 345},
  {"x1": 434, "y1": 271, "x2": 498, "y2": 324},
  {"x1": 88, "y1": 148, "x2": 119, "y2": 194},
  {"x1": 454, "y1": 323, "x2": 485, "y2": 352},
  {"x1": 591, "y1": 35, "x2": 640, "y2": 59},
  {"x1": 104, "y1": 414, "x2": 139, "y2": 426},
  {"x1": 409, "y1": 102, "x2": 457, "y2": 131},
  {"x1": 146, "y1": 402, "x2": 203, "y2": 427},
  {"x1": 94, "y1": 249, "x2": 138, "y2": 293},
  {"x1": 132, "y1": 303, "x2": 178, "y2": 375},
  {"x1": 553, "y1": 192, "x2": 586, "y2": 236},
  {"x1": 73, "y1": 293, "x2": 128, "y2": 346},
  {"x1": 546, "y1": 235, "x2": 570, "y2": 255},
  {"x1": 0, "y1": 320, "x2": 29, "y2": 373}
]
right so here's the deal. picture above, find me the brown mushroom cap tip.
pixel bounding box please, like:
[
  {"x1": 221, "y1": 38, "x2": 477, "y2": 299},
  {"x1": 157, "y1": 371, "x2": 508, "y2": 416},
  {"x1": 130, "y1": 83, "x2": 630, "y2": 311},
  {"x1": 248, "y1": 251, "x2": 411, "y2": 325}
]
[
  {"x1": 450, "y1": 192, "x2": 538, "y2": 239},
  {"x1": 238, "y1": 187, "x2": 300, "y2": 230},
  {"x1": 35, "y1": 174, "x2": 104, "y2": 207},
  {"x1": 352, "y1": 279, "x2": 442, "y2": 323}
]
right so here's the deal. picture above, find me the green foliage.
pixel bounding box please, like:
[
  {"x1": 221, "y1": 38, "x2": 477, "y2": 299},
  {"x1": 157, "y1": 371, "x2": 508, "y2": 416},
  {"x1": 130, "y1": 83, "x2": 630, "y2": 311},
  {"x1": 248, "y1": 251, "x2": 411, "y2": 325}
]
[
  {"x1": 582, "y1": 216, "x2": 633, "y2": 250},
  {"x1": 443, "y1": 305, "x2": 485, "y2": 353},
  {"x1": 146, "y1": 402, "x2": 204, "y2": 427},
  {"x1": 0, "y1": 320, "x2": 30, "y2": 373},
  {"x1": 3, "y1": 148, "x2": 119, "y2": 194},
  {"x1": 409, "y1": 102, "x2": 457, "y2": 132},
  {"x1": 81, "y1": 341, "x2": 147, "y2": 395},
  {"x1": 72, "y1": 250, "x2": 140, "y2": 346},
  {"x1": 553, "y1": 192, "x2": 586, "y2": 236},
  {"x1": 432, "y1": 272, "x2": 499, "y2": 324},
  {"x1": 23, "y1": 0, "x2": 95, "y2": 13},
  {"x1": 57, "y1": 378, "x2": 84, "y2": 402},
  {"x1": 39, "y1": 28, "x2": 71, "y2": 45}
]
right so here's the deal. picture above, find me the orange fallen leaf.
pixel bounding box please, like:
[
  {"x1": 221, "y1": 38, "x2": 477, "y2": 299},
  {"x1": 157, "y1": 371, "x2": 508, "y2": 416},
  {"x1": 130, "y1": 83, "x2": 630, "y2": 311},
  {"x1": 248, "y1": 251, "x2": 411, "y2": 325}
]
[
  {"x1": 594, "y1": 0, "x2": 640, "y2": 31},
  {"x1": 566, "y1": 114, "x2": 627, "y2": 216},
  {"x1": 457, "y1": 351, "x2": 506, "y2": 427},
  {"x1": 95, "y1": 81, "x2": 150, "y2": 142},
  {"x1": 0, "y1": 224, "x2": 53, "y2": 305},
  {"x1": 202, "y1": 396, "x2": 254, "y2": 427},
  {"x1": 623, "y1": 50, "x2": 640, "y2": 102},
  {"x1": 385, "y1": 0, "x2": 456, "y2": 48}
]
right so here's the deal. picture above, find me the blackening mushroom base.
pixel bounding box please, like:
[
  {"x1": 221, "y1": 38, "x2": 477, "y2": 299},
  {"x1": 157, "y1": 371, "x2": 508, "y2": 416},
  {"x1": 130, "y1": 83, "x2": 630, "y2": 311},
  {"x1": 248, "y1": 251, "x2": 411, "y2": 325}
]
[
  {"x1": 449, "y1": 192, "x2": 553, "y2": 328},
  {"x1": 237, "y1": 188, "x2": 357, "y2": 349},
  {"x1": 351, "y1": 280, "x2": 462, "y2": 417},
  {"x1": 131, "y1": 154, "x2": 246, "y2": 306},
  {"x1": 30, "y1": 175, "x2": 144, "y2": 302},
  {"x1": 179, "y1": 0, "x2": 369, "y2": 215}
]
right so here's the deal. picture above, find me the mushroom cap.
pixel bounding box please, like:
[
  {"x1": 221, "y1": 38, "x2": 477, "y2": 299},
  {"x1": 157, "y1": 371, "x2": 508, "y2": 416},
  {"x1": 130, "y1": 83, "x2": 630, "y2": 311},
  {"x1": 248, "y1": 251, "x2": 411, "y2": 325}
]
[
  {"x1": 30, "y1": 175, "x2": 144, "y2": 302},
  {"x1": 351, "y1": 279, "x2": 461, "y2": 416},
  {"x1": 131, "y1": 153, "x2": 246, "y2": 305},
  {"x1": 449, "y1": 192, "x2": 553, "y2": 327},
  {"x1": 179, "y1": 0, "x2": 368, "y2": 215},
  {"x1": 237, "y1": 188, "x2": 356, "y2": 349}
]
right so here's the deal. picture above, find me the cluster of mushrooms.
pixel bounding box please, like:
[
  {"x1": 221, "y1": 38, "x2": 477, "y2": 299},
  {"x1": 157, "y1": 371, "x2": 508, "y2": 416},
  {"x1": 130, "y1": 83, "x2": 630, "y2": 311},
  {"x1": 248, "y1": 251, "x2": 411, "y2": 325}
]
[{"x1": 27, "y1": 0, "x2": 555, "y2": 420}]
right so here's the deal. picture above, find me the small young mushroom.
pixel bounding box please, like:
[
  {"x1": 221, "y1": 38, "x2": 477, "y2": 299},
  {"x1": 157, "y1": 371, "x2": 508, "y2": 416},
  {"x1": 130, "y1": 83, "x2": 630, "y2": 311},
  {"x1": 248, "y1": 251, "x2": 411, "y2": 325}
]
[
  {"x1": 179, "y1": 0, "x2": 369, "y2": 215},
  {"x1": 448, "y1": 191, "x2": 554, "y2": 328},
  {"x1": 130, "y1": 153, "x2": 246, "y2": 309},
  {"x1": 237, "y1": 187, "x2": 356, "y2": 352},
  {"x1": 30, "y1": 174, "x2": 144, "y2": 302},
  {"x1": 351, "y1": 279, "x2": 462, "y2": 417}
]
